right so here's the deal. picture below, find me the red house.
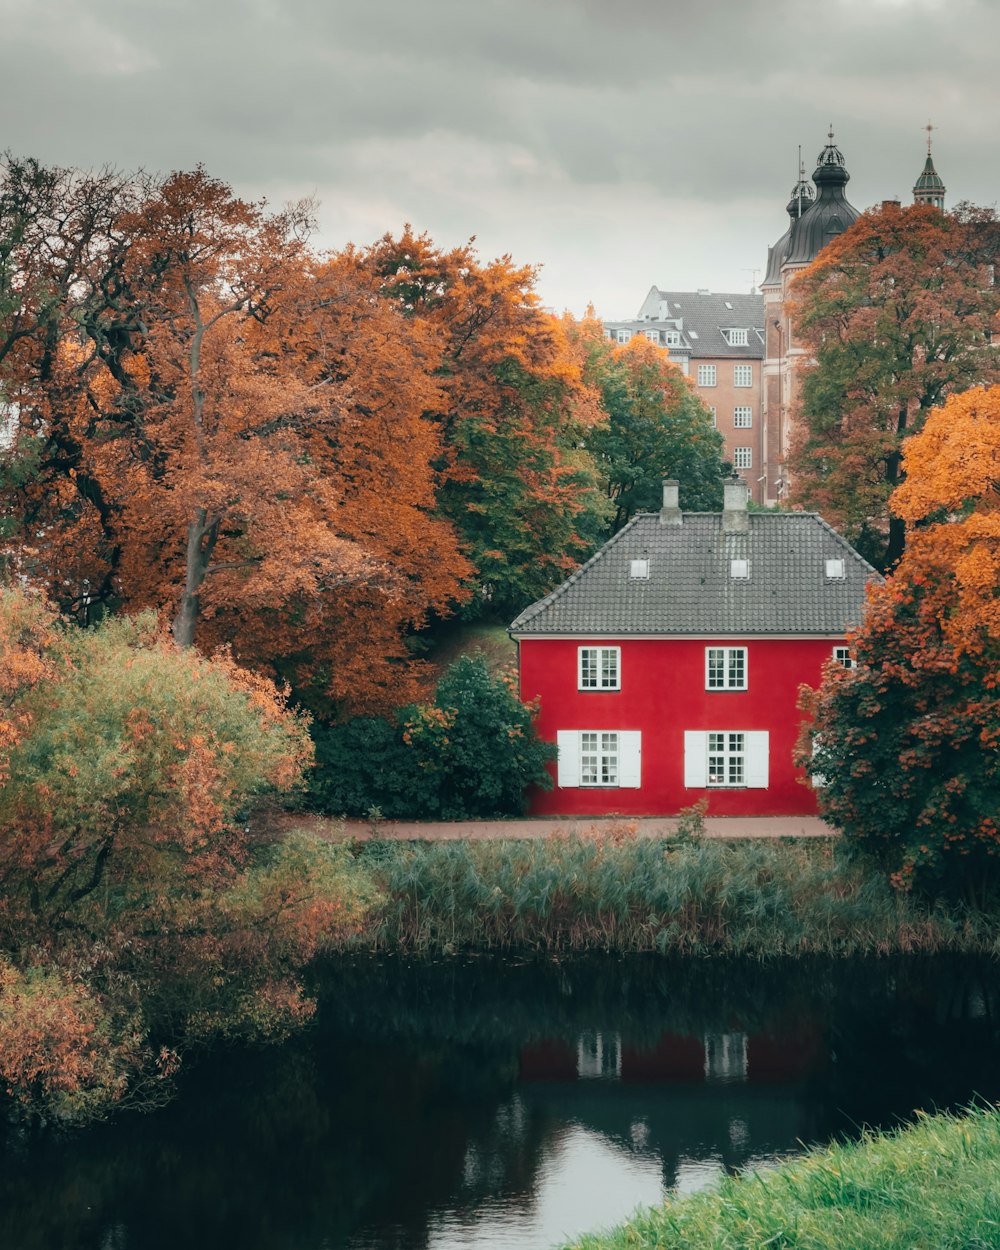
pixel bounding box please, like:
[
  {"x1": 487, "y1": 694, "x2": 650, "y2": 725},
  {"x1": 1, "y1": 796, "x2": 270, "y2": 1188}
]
[{"x1": 509, "y1": 479, "x2": 878, "y2": 816}]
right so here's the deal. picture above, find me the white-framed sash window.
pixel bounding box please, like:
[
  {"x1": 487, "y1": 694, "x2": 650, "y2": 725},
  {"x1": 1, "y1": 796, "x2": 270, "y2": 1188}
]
[
  {"x1": 557, "y1": 730, "x2": 641, "y2": 788},
  {"x1": 684, "y1": 731, "x2": 768, "y2": 788},
  {"x1": 706, "y1": 646, "x2": 747, "y2": 690},
  {"x1": 578, "y1": 646, "x2": 620, "y2": 691}
]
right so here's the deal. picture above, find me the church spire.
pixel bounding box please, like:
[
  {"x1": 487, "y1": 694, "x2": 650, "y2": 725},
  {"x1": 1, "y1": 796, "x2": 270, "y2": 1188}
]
[{"x1": 913, "y1": 122, "x2": 946, "y2": 210}]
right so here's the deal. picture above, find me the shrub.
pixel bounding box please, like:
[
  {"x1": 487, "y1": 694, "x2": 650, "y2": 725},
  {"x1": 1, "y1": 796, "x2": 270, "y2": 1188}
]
[{"x1": 308, "y1": 655, "x2": 555, "y2": 819}]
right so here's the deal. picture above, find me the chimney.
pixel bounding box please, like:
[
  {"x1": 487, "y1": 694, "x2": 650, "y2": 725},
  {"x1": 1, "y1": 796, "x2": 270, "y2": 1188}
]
[
  {"x1": 723, "y1": 477, "x2": 749, "y2": 534},
  {"x1": 660, "y1": 478, "x2": 682, "y2": 526}
]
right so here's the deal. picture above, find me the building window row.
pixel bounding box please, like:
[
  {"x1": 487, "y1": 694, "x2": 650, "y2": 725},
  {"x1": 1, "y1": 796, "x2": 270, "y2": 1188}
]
[
  {"x1": 556, "y1": 729, "x2": 770, "y2": 789},
  {"x1": 696, "y1": 365, "x2": 755, "y2": 388}
]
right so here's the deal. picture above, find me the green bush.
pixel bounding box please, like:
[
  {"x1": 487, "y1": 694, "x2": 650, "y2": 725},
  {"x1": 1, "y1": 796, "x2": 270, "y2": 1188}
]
[{"x1": 308, "y1": 655, "x2": 555, "y2": 820}]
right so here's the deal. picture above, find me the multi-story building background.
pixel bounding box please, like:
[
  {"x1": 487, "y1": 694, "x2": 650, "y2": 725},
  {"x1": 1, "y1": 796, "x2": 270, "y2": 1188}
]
[{"x1": 603, "y1": 289, "x2": 765, "y2": 503}]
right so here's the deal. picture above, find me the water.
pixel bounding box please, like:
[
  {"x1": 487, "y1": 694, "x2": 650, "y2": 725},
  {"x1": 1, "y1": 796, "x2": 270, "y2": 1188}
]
[{"x1": 2, "y1": 955, "x2": 999, "y2": 1250}]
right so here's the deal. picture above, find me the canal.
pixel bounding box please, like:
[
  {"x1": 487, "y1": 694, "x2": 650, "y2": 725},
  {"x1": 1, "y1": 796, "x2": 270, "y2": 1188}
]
[{"x1": 2, "y1": 954, "x2": 999, "y2": 1249}]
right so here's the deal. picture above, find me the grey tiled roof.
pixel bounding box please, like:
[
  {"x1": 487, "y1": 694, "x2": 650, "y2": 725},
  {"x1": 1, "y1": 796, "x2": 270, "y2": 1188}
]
[
  {"x1": 625, "y1": 289, "x2": 765, "y2": 359},
  {"x1": 510, "y1": 511, "x2": 879, "y2": 636}
]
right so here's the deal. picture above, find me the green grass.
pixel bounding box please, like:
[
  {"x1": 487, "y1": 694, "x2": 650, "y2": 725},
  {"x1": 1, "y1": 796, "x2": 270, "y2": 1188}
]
[
  {"x1": 350, "y1": 834, "x2": 1000, "y2": 956},
  {"x1": 559, "y1": 1105, "x2": 1000, "y2": 1250}
]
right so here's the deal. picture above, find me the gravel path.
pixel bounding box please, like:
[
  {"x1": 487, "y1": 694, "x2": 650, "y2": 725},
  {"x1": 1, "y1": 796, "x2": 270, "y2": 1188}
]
[{"x1": 254, "y1": 810, "x2": 838, "y2": 842}]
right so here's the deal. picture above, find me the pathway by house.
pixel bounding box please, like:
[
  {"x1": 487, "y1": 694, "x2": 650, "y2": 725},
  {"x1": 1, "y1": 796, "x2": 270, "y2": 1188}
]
[{"x1": 255, "y1": 810, "x2": 838, "y2": 842}]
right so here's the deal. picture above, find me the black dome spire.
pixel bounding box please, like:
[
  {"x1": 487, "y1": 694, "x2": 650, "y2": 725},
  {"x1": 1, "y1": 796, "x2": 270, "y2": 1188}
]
[{"x1": 783, "y1": 128, "x2": 859, "y2": 266}]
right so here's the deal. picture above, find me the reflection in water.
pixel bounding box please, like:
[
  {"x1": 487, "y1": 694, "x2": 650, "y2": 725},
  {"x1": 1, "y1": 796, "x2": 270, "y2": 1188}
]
[{"x1": 1, "y1": 955, "x2": 999, "y2": 1250}]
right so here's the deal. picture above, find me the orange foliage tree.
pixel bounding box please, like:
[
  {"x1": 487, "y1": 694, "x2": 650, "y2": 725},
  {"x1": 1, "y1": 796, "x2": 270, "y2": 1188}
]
[
  {"x1": 789, "y1": 202, "x2": 1000, "y2": 569},
  {"x1": 800, "y1": 385, "x2": 1000, "y2": 901},
  {"x1": 0, "y1": 163, "x2": 468, "y2": 714},
  {"x1": 0, "y1": 589, "x2": 375, "y2": 1121},
  {"x1": 356, "y1": 228, "x2": 609, "y2": 618}
]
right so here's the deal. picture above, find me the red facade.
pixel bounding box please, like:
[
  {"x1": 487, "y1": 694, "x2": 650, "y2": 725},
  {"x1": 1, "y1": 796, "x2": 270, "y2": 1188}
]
[{"x1": 520, "y1": 635, "x2": 838, "y2": 817}]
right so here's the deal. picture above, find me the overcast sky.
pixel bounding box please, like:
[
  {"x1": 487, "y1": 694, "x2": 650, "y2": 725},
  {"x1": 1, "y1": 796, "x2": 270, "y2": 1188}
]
[{"x1": 1, "y1": 0, "x2": 995, "y2": 317}]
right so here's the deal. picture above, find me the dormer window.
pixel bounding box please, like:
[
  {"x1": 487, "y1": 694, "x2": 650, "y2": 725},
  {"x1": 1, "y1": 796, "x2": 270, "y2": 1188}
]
[
  {"x1": 825, "y1": 558, "x2": 846, "y2": 579},
  {"x1": 730, "y1": 558, "x2": 749, "y2": 579},
  {"x1": 616, "y1": 329, "x2": 632, "y2": 344},
  {"x1": 663, "y1": 331, "x2": 682, "y2": 346},
  {"x1": 629, "y1": 559, "x2": 649, "y2": 580},
  {"x1": 724, "y1": 328, "x2": 749, "y2": 346},
  {"x1": 644, "y1": 330, "x2": 660, "y2": 344}
]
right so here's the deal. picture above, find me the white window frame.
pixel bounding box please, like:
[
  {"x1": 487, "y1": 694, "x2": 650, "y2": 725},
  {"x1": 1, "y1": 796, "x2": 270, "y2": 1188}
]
[
  {"x1": 616, "y1": 329, "x2": 632, "y2": 344},
  {"x1": 725, "y1": 328, "x2": 749, "y2": 347},
  {"x1": 697, "y1": 364, "x2": 717, "y2": 387},
  {"x1": 663, "y1": 330, "x2": 682, "y2": 346},
  {"x1": 708, "y1": 405, "x2": 717, "y2": 426},
  {"x1": 733, "y1": 406, "x2": 753, "y2": 428},
  {"x1": 644, "y1": 329, "x2": 660, "y2": 344},
  {"x1": 733, "y1": 364, "x2": 753, "y2": 387},
  {"x1": 706, "y1": 646, "x2": 747, "y2": 690},
  {"x1": 825, "y1": 558, "x2": 846, "y2": 579},
  {"x1": 556, "y1": 730, "x2": 641, "y2": 788},
  {"x1": 684, "y1": 730, "x2": 768, "y2": 788},
  {"x1": 833, "y1": 645, "x2": 855, "y2": 669},
  {"x1": 578, "y1": 646, "x2": 621, "y2": 691},
  {"x1": 733, "y1": 446, "x2": 752, "y2": 469}
]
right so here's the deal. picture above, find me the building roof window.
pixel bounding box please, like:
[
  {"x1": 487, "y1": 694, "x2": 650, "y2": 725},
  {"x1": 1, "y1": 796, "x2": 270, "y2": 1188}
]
[
  {"x1": 825, "y1": 558, "x2": 846, "y2": 579},
  {"x1": 630, "y1": 559, "x2": 650, "y2": 580}
]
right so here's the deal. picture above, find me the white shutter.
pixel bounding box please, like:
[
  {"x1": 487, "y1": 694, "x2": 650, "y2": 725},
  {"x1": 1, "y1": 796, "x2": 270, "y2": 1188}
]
[
  {"x1": 618, "y1": 731, "x2": 641, "y2": 788},
  {"x1": 684, "y1": 731, "x2": 707, "y2": 787},
  {"x1": 811, "y1": 734, "x2": 827, "y2": 788},
  {"x1": 745, "y1": 732, "x2": 769, "y2": 788},
  {"x1": 556, "y1": 731, "x2": 580, "y2": 788}
]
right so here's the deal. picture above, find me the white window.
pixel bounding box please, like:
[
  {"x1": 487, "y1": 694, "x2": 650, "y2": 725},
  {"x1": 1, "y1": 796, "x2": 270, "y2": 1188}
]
[
  {"x1": 825, "y1": 558, "x2": 846, "y2": 579},
  {"x1": 616, "y1": 329, "x2": 632, "y2": 344},
  {"x1": 730, "y1": 558, "x2": 750, "y2": 579},
  {"x1": 833, "y1": 645, "x2": 855, "y2": 669},
  {"x1": 629, "y1": 559, "x2": 649, "y2": 580},
  {"x1": 706, "y1": 646, "x2": 747, "y2": 690},
  {"x1": 697, "y1": 364, "x2": 717, "y2": 387},
  {"x1": 725, "y1": 328, "x2": 749, "y2": 346},
  {"x1": 556, "y1": 730, "x2": 642, "y2": 788},
  {"x1": 733, "y1": 365, "x2": 753, "y2": 387},
  {"x1": 683, "y1": 730, "x2": 769, "y2": 789},
  {"x1": 663, "y1": 331, "x2": 682, "y2": 346},
  {"x1": 578, "y1": 646, "x2": 620, "y2": 691},
  {"x1": 733, "y1": 406, "x2": 753, "y2": 428},
  {"x1": 644, "y1": 329, "x2": 660, "y2": 344},
  {"x1": 733, "y1": 447, "x2": 752, "y2": 469},
  {"x1": 709, "y1": 406, "x2": 717, "y2": 426}
]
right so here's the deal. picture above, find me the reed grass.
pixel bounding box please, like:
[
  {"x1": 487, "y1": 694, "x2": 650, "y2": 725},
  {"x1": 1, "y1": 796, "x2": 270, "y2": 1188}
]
[
  {"x1": 349, "y1": 833, "x2": 1000, "y2": 956},
  {"x1": 559, "y1": 1104, "x2": 1000, "y2": 1250}
]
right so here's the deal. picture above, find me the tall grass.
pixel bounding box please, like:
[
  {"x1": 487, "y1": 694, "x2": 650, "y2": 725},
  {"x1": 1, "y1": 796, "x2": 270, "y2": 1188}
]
[
  {"x1": 351, "y1": 833, "x2": 1000, "y2": 956},
  {"x1": 559, "y1": 1104, "x2": 1000, "y2": 1250}
]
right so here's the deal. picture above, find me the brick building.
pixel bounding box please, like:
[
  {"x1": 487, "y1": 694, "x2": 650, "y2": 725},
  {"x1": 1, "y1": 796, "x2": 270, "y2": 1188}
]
[{"x1": 603, "y1": 289, "x2": 765, "y2": 503}]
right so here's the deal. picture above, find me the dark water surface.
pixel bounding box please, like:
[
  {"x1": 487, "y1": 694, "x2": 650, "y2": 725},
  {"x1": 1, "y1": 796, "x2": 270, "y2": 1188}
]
[{"x1": 3, "y1": 955, "x2": 1000, "y2": 1250}]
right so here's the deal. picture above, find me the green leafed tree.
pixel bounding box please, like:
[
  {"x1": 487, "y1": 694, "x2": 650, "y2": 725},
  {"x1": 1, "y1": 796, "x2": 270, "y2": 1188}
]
[
  {"x1": 566, "y1": 313, "x2": 729, "y2": 532},
  {"x1": 789, "y1": 201, "x2": 1000, "y2": 570}
]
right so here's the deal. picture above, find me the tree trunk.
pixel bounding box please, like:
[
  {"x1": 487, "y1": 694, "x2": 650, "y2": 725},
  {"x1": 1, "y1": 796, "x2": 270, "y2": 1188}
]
[{"x1": 172, "y1": 508, "x2": 218, "y2": 647}]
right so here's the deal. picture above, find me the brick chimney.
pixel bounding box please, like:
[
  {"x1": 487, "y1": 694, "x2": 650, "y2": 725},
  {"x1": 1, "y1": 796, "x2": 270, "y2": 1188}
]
[
  {"x1": 660, "y1": 478, "x2": 682, "y2": 526},
  {"x1": 723, "y1": 477, "x2": 749, "y2": 534}
]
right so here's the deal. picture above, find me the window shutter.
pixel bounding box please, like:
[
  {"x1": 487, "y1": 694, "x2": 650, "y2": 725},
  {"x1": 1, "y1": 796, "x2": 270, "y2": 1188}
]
[
  {"x1": 684, "y1": 731, "x2": 707, "y2": 787},
  {"x1": 810, "y1": 735, "x2": 827, "y2": 788},
  {"x1": 556, "y1": 731, "x2": 580, "y2": 787},
  {"x1": 619, "y1": 731, "x2": 641, "y2": 788},
  {"x1": 745, "y1": 732, "x2": 769, "y2": 788}
]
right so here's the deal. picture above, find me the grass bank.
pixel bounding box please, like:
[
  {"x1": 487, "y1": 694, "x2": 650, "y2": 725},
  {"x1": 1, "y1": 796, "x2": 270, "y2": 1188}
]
[
  {"x1": 558, "y1": 1105, "x2": 1000, "y2": 1250},
  {"x1": 349, "y1": 833, "x2": 1000, "y2": 956}
]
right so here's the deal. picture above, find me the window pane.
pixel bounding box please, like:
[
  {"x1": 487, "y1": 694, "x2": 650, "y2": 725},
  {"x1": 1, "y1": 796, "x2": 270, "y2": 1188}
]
[{"x1": 601, "y1": 649, "x2": 618, "y2": 687}]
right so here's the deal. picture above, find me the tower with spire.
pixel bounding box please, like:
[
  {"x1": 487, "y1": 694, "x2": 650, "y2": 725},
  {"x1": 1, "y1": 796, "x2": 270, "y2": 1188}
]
[
  {"x1": 760, "y1": 130, "x2": 860, "y2": 505},
  {"x1": 913, "y1": 123, "x2": 946, "y2": 209}
]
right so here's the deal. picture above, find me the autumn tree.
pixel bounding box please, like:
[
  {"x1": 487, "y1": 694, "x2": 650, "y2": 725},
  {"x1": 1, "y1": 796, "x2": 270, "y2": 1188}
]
[
  {"x1": 801, "y1": 386, "x2": 1000, "y2": 902},
  {"x1": 0, "y1": 162, "x2": 469, "y2": 713},
  {"x1": 0, "y1": 589, "x2": 375, "y2": 1121},
  {"x1": 357, "y1": 228, "x2": 609, "y2": 619},
  {"x1": 566, "y1": 313, "x2": 728, "y2": 531},
  {"x1": 789, "y1": 201, "x2": 1000, "y2": 569}
]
